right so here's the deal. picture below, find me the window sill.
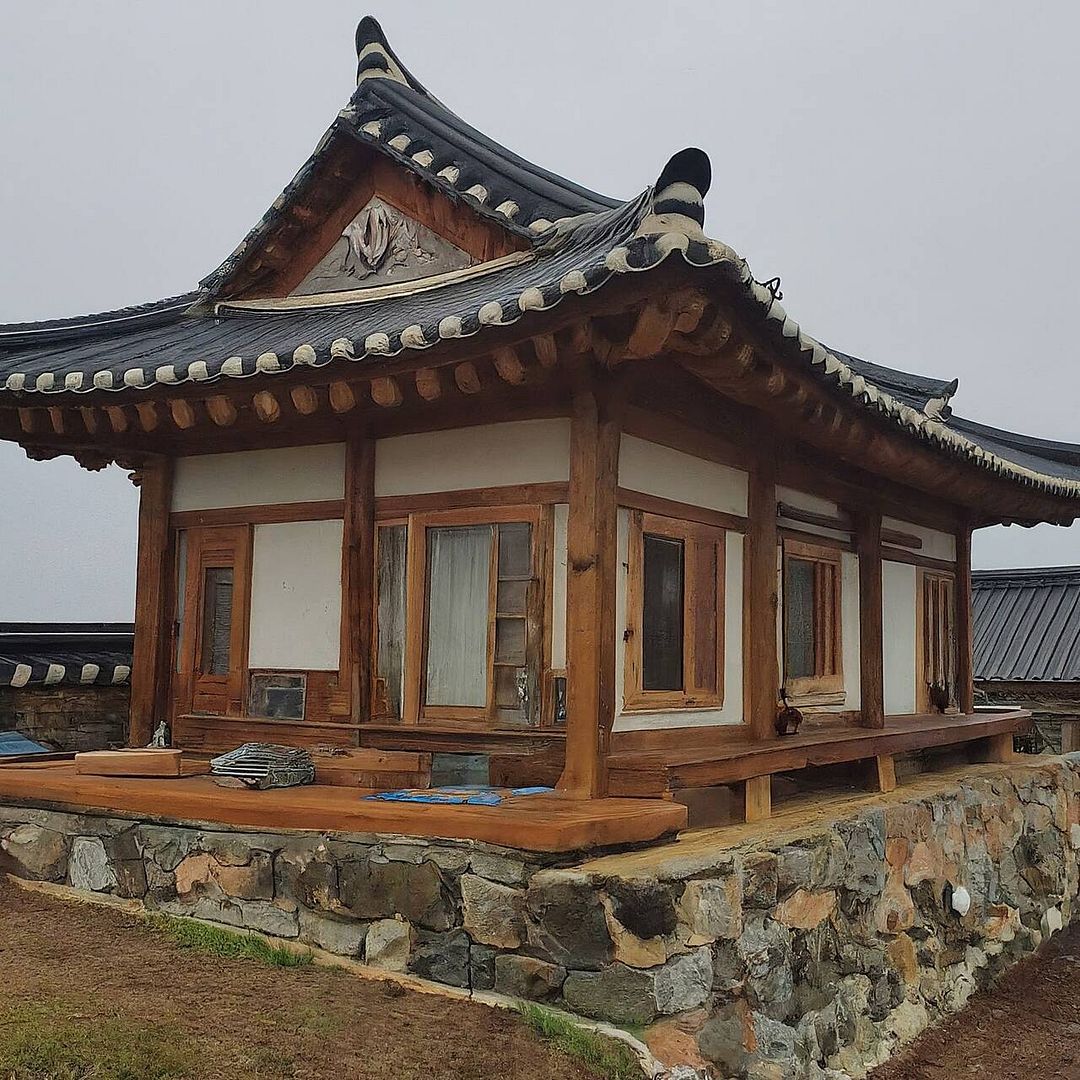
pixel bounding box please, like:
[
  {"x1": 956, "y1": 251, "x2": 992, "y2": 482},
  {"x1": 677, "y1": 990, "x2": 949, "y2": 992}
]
[
  {"x1": 783, "y1": 690, "x2": 847, "y2": 709},
  {"x1": 621, "y1": 695, "x2": 724, "y2": 714}
]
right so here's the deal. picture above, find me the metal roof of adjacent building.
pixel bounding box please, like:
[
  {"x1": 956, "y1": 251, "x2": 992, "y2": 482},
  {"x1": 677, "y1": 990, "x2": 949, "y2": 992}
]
[{"x1": 973, "y1": 568, "x2": 1080, "y2": 683}]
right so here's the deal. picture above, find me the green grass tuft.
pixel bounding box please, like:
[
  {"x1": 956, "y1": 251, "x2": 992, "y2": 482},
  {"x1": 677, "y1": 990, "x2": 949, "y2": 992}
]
[
  {"x1": 517, "y1": 1002, "x2": 643, "y2": 1080},
  {"x1": 0, "y1": 1000, "x2": 195, "y2": 1079},
  {"x1": 147, "y1": 912, "x2": 313, "y2": 968}
]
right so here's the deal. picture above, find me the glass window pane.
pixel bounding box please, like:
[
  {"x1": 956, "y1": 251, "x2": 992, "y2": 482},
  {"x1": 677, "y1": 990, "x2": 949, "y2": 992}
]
[
  {"x1": 425, "y1": 525, "x2": 492, "y2": 707},
  {"x1": 376, "y1": 524, "x2": 408, "y2": 719},
  {"x1": 784, "y1": 557, "x2": 815, "y2": 679},
  {"x1": 642, "y1": 533, "x2": 684, "y2": 691},
  {"x1": 200, "y1": 567, "x2": 233, "y2": 675}
]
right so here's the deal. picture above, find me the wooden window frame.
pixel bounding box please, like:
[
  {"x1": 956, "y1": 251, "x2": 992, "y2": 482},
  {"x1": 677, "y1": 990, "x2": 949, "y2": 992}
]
[
  {"x1": 374, "y1": 503, "x2": 552, "y2": 730},
  {"x1": 623, "y1": 510, "x2": 726, "y2": 713},
  {"x1": 781, "y1": 537, "x2": 844, "y2": 705},
  {"x1": 916, "y1": 568, "x2": 958, "y2": 713}
]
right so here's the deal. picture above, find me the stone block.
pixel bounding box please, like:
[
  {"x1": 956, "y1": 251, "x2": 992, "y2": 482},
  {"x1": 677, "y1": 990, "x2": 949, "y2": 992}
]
[
  {"x1": 526, "y1": 870, "x2": 612, "y2": 970},
  {"x1": 678, "y1": 876, "x2": 743, "y2": 945},
  {"x1": 299, "y1": 909, "x2": 367, "y2": 957},
  {"x1": 339, "y1": 856, "x2": 454, "y2": 931},
  {"x1": 275, "y1": 842, "x2": 339, "y2": 911},
  {"x1": 470, "y1": 851, "x2": 528, "y2": 886},
  {"x1": 654, "y1": 948, "x2": 713, "y2": 1014},
  {"x1": 774, "y1": 889, "x2": 836, "y2": 931},
  {"x1": 408, "y1": 929, "x2": 470, "y2": 987},
  {"x1": 0, "y1": 823, "x2": 69, "y2": 881},
  {"x1": 238, "y1": 899, "x2": 299, "y2": 938},
  {"x1": 365, "y1": 918, "x2": 412, "y2": 971},
  {"x1": 563, "y1": 963, "x2": 659, "y2": 1025},
  {"x1": 493, "y1": 955, "x2": 566, "y2": 1001},
  {"x1": 605, "y1": 876, "x2": 678, "y2": 940},
  {"x1": 460, "y1": 873, "x2": 525, "y2": 948},
  {"x1": 68, "y1": 836, "x2": 118, "y2": 892},
  {"x1": 470, "y1": 944, "x2": 498, "y2": 991}
]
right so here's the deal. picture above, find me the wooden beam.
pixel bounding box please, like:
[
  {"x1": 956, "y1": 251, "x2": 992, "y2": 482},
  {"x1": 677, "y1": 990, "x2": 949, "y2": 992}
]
[
  {"x1": 290, "y1": 385, "x2": 319, "y2": 415},
  {"x1": 745, "y1": 775, "x2": 772, "y2": 822},
  {"x1": 206, "y1": 395, "x2": 238, "y2": 427},
  {"x1": 343, "y1": 431, "x2": 376, "y2": 724},
  {"x1": 105, "y1": 406, "x2": 128, "y2": 434},
  {"x1": 169, "y1": 399, "x2": 197, "y2": 430},
  {"x1": 454, "y1": 362, "x2": 482, "y2": 395},
  {"x1": 252, "y1": 390, "x2": 281, "y2": 423},
  {"x1": 129, "y1": 457, "x2": 173, "y2": 747},
  {"x1": 134, "y1": 401, "x2": 159, "y2": 433},
  {"x1": 856, "y1": 510, "x2": 885, "y2": 729},
  {"x1": 745, "y1": 455, "x2": 780, "y2": 741},
  {"x1": 625, "y1": 300, "x2": 678, "y2": 360},
  {"x1": 493, "y1": 346, "x2": 526, "y2": 385},
  {"x1": 329, "y1": 380, "x2": 357, "y2": 413},
  {"x1": 956, "y1": 524, "x2": 975, "y2": 714},
  {"x1": 532, "y1": 334, "x2": 558, "y2": 369},
  {"x1": 557, "y1": 386, "x2": 620, "y2": 798},
  {"x1": 78, "y1": 407, "x2": 98, "y2": 434},
  {"x1": 47, "y1": 407, "x2": 65, "y2": 435},
  {"x1": 370, "y1": 376, "x2": 403, "y2": 408},
  {"x1": 414, "y1": 368, "x2": 442, "y2": 402}
]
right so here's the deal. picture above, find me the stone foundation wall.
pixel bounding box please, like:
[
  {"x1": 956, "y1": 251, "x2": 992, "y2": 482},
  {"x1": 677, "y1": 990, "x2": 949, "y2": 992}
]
[
  {"x1": 2, "y1": 757, "x2": 1079, "y2": 1079},
  {"x1": 0, "y1": 685, "x2": 128, "y2": 752}
]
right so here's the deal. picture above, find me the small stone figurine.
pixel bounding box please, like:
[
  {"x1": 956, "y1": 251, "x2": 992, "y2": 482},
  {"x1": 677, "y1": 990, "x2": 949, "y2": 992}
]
[
  {"x1": 148, "y1": 721, "x2": 169, "y2": 749},
  {"x1": 775, "y1": 689, "x2": 803, "y2": 737}
]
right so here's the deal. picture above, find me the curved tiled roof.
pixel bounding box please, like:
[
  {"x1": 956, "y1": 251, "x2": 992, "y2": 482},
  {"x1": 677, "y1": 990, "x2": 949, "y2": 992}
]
[
  {"x1": 2, "y1": 17, "x2": 1080, "y2": 509},
  {"x1": 0, "y1": 623, "x2": 133, "y2": 688}
]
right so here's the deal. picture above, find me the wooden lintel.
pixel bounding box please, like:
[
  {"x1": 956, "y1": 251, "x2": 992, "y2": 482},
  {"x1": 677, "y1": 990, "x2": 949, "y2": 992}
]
[
  {"x1": 105, "y1": 406, "x2": 129, "y2": 434},
  {"x1": 135, "y1": 401, "x2": 159, "y2": 433},
  {"x1": 252, "y1": 390, "x2": 281, "y2": 424},
  {"x1": 414, "y1": 368, "x2": 441, "y2": 402},
  {"x1": 329, "y1": 381, "x2": 358, "y2": 413},
  {"x1": 532, "y1": 334, "x2": 558, "y2": 368},
  {"x1": 206, "y1": 395, "x2": 238, "y2": 428},
  {"x1": 170, "y1": 399, "x2": 197, "y2": 430},
  {"x1": 454, "y1": 362, "x2": 482, "y2": 395},
  {"x1": 78, "y1": 406, "x2": 98, "y2": 434},
  {"x1": 492, "y1": 346, "x2": 526, "y2": 385},
  {"x1": 370, "y1": 376, "x2": 403, "y2": 408},
  {"x1": 290, "y1": 386, "x2": 319, "y2": 415}
]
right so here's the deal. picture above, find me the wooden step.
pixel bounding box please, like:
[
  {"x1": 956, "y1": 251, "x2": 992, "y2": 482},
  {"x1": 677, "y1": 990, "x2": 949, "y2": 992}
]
[{"x1": 312, "y1": 749, "x2": 431, "y2": 790}]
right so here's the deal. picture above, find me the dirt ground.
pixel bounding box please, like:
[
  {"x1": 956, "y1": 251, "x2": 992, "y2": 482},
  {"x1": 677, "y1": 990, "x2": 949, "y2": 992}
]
[
  {"x1": 0, "y1": 879, "x2": 612, "y2": 1080},
  {"x1": 870, "y1": 919, "x2": 1080, "y2": 1080}
]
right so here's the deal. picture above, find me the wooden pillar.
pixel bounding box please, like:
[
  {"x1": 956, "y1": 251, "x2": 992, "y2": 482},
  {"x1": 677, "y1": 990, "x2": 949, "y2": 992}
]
[
  {"x1": 557, "y1": 387, "x2": 620, "y2": 798},
  {"x1": 955, "y1": 523, "x2": 975, "y2": 715},
  {"x1": 343, "y1": 429, "x2": 376, "y2": 725},
  {"x1": 745, "y1": 457, "x2": 779, "y2": 740},
  {"x1": 128, "y1": 456, "x2": 174, "y2": 747},
  {"x1": 855, "y1": 510, "x2": 885, "y2": 728},
  {"x1": 744, "y1": 775, "x2": 772, "y2": 822}
]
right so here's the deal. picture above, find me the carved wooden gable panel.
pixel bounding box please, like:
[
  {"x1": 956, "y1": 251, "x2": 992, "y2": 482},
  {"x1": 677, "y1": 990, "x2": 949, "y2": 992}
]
[{"x1": 292, "y1": 196, "x2": 472, "y2": 297}]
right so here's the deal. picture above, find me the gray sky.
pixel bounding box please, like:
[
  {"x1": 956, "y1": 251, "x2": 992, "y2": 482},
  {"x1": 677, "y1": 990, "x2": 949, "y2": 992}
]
[{"x1": 1, "y1": 1, "x2": 1078, "y2": 620}]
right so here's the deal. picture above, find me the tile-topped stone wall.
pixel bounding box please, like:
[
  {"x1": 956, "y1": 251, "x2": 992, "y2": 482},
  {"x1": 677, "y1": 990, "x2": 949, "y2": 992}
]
[{"x1": 2, "y1": 757, "x2": 1079, "y2": 1079}]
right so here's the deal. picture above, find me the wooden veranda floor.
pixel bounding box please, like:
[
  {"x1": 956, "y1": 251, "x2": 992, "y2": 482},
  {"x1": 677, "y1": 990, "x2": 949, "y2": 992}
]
[{"x1": 0, "y1": 760, "x2": 686, "y2": 854}]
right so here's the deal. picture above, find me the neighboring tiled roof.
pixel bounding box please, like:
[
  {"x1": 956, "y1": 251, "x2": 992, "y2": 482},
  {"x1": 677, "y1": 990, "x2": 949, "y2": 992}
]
[
  {"x1": 0, "y1": 623, "x2": 133, "y2": 688},
  {"x1": 973, "y1": 568, "x2": 1080, "y2": 682},
  {"x1": 2, "y1": 16, "x2": 1080, "y2": 507}
]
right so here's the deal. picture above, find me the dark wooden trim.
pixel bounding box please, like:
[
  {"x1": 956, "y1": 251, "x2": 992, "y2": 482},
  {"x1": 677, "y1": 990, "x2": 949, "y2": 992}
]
[
  {"x1": 621, "y1": 404, "x2": 755, "y2": 473},
  {"x1": 745, "y1": 455, "x2": 779, "y2": 741},
  {"x1": 856, "y1": 510, "x2": 884, "y2": 728},
  {"x1": 880, "y1": 527, "x2": 922, "y2": 550},
  {"x1": 344, "y1": 431, "x2": 376, "y2": 723},
  {"x1": 617, "y1": 488, "x2": 747, "y2": 533},
  {"x1": 558, "y1": 385, "x2": 620, "y2": 796},
  {"x1": 375, "y1": 482, "x2": 568, "y2": 517},
  {"x1": 777, "y1": 502, "x2": 851, "y2": 534},
  {"x1": 610, "y1": 723, "x2": 750, "y2": 752},
  {"x1": 956, "y1": 524, "x2": 975, "y2": 714},
  {"x1": 880, "y1": 546, "x2": 956, "y2": 573},
  {"x1": 778, "y1": 526, "x2": 855, "y2": 553},
  {"x1": 129, "y1": 457, "x2": 174, "y2": 746},
  {"x1": 359, "y1": 722, "x2": 566, "y2": 755},
  {"x1": 170, "y1": 500, "x2": 344, "y2": 529}
]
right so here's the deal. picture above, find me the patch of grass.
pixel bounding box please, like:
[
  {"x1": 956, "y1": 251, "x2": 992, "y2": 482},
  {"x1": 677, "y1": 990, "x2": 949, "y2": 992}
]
[
  {"x1": 0, "y1": 1000, "x2": 195, "y2": 1079},
  {"x1": 517, "y1": 1002, "x2": 643, "y2": 1080},
  {"x1": 147, "y1": 912, "x2": 313, "y2": 968}
]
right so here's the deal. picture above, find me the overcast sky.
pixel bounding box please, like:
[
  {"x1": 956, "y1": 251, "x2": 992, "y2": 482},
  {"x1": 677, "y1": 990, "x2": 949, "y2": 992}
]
[{"x1": 1, "y1": 2, "x2": 1077, "y2": 620}]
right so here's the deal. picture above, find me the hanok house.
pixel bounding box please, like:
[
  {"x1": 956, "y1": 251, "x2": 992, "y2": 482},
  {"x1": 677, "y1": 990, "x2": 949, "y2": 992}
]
[
  {"x1": 0, "y1": 16, "x2": 1078, "y2": 845},
  {"x1": 974, "y1": 567, "x2": 1080, "y2": 754},
  {"x1": 0, "y1": 623, "x2": 133, "y2": 753}
]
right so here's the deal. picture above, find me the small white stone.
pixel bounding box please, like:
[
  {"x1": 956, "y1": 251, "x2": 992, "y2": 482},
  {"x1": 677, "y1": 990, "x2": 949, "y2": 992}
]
[
  {"x1": 363, "y1": 332, "x2": 391, "y2": 354},
  {"x1": 35, "y1": 372, "x2": 55, "y2": 391},
  {"x1": 64, "y1": 372, "x2": 84, "y2": 390},
  {"x1": 436, "y1": 165, "x2": 460, "y2": 184},
  {"x1": 950, "y1": 885, "x2": 971, "y2": 916}
]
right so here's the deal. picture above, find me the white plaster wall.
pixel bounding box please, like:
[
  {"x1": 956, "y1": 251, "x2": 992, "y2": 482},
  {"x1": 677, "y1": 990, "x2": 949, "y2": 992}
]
[
  {"x1": 883, "y1": 517, "x2": 956, "y2": 563},
  {"x1": 375, "y1": 419, "x2": 570, "y2": 496},
  {"x1": 551, "y1": 503, "x2": 568, "y2": 670},
  {"x1": 172, "y1": 444, "x2": 346, "y2": 511},
  {"x1": 248, "y1": 520, "x2": 344, "y2": 671},
  {"x1": 619, "y1": 435, "x2": 748, "y2": 516},
  {"x1": 882, "y1": 559, "x2": 918, "y2": 714},
  {"x1": 613, "y1": 512, "x2": 744, "y2": 730}
]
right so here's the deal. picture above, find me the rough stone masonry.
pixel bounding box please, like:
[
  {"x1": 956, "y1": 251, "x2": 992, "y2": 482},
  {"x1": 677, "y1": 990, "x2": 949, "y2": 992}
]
[{"x1": 2, "y1": 756, "x2": 1079, "y2": 1079}]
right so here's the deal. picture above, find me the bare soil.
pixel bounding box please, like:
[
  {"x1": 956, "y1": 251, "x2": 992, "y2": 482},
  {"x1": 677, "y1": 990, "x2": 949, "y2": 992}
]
[
  {"x1": 870, "y1": 920, "x2": 1080, "y2": 1080},
  {"x1": 0, "y1": 879, "x2": 608, "y2": 1080}
]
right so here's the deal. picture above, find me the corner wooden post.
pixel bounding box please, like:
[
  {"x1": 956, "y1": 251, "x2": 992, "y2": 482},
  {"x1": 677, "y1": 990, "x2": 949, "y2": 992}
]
[
  {"x1": 344, "y1": 429, "x2": 376, "y2": 725},
  {"x1": 856, "y1": 510, "x2": 885, "y2": 728},
  {"x1": 955, "y1": 524, "x2": 975, "y2": 715},
  {"x1": 128, "y1": 456, "x2": 174, "y2": 746},
  {"x1": 745, "y1": 457, "x2": 779, "y2": 740},
  {"x1": 558, "y1": 387, "x2": 620, "y2": 798}
]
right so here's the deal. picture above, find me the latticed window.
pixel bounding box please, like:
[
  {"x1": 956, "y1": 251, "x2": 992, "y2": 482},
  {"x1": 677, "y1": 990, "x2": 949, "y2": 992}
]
[{"x1": 782, "y1": 539, "x2": 844, "y2": 703}]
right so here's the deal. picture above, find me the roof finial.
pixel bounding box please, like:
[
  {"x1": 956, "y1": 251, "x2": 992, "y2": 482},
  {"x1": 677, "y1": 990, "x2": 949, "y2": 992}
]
[
  {"x1": 635, "y1": 147, "x2": 712, "y2": 239},
  {"x1": 355, "y1": 16, "x2": 410, "y2": 87}
]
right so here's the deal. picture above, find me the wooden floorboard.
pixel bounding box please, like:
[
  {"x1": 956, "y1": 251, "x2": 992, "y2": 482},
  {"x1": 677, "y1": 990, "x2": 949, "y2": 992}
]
[
  {"x1": 0, "y1": 764, "x2": 686, "y2": 854},
  {"x1": 606, "y1": 711, "x2": 1031, "y2": 795}
]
